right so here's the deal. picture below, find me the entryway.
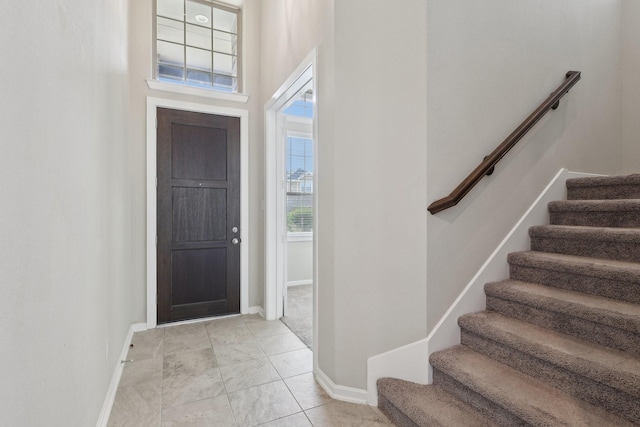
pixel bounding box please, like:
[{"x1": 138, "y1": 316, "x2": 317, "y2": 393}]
[
  {"x1": 265, "y1": 51, "x2": 317, "y2": 355},
  {"x1": 156, "y1": 108, "x2": 241, "y2": 323},
  {"x1": 146, "y1": 98, "x2": 249, "y2": 329}
]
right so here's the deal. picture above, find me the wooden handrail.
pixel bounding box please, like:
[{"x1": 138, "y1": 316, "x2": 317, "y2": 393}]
[{"x1": 428, "y1": 71, "x2": 581, "y2": 214}]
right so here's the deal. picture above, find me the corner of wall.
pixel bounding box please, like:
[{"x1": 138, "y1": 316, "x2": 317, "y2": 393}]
[
  {"x1": 95, "y1": 323, "x2": 147, "y2": 427},
  {"x1": 315, "y1": 367, "x2": 368, "y2": 405}
]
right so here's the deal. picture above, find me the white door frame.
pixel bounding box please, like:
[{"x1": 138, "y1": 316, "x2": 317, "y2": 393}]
[
  {"x1": 146, "y1": 97, "x2": 250, "y2": 328},
  {"x1": 264, "y1": 49, "x2": 317, "y2": 321}
]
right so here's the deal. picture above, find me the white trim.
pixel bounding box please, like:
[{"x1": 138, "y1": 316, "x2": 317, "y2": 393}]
[
  {"x1": 146, "y1": 79, "x2": 250, "y2": 104},
  {"x1": 265, "y1": 49, "x2": 316, "y2": 321},
  {"x1": 366, "y1": 339, "x2": 430, "y2": 406},
  {"x1": 95, "y1": 323, "x2": 147, "y2": 427},
  {"x1": 287, "y1": 280, "x2": 312, "y2": 287},
  {"x1": 146, "y1": 97, "x2": 250, "y2": 328},
  {"x1": 287, "y1": 232, "x2": 313, "y2": 242},
  {"x1": 315, "y1": 368, "x2": 369, "y2": 405},
  {"x1": 246, "y1": 305, "x2": 265, "y2": 316},
  {"x1": 310, "y1": 52, "x2": 320, "y2": 383},
  {"x1": 365, "y1": 169, "x2": 605, "y2": 406}
]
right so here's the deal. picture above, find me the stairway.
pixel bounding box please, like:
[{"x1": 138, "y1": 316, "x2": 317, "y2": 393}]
[{"x1": 378, "y1": 174, "x2": 640, "y2": 426}]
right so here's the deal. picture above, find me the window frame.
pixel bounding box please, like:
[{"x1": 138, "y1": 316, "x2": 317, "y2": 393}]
[{"x1": 153, "y1": 0, "x2": 243, "y2": 94}]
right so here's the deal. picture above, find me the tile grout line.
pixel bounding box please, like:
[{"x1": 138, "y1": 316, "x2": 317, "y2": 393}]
[{"x1": 204, "y1": 320, "x2": 239, "y2": 426}]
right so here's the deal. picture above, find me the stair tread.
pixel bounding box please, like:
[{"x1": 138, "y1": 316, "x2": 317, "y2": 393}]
[
  {"x1": 431, "y1": 345, "x2": 635, "y2": 426},
  {"x1": 548, "y1": 199, "x2": 640, "y2": 212},
  {"x1": 459, "y1": 310, "x2": 640, "y2": 397},
  {"x1": 485, "y1": 280, "x2": 640, "y2": 332},
  {"x1": 377, "y1": 378, "x2": 495, "y2": 426},
  {"x1": 529, "y1": 224, "x2": 640, "y2": 242},
  {"x1": 508, "y1": 250, "x2": 640, "y2": 281},
  {"x1": 567, "y1": 174, "x2": 640, "y2": 188}
]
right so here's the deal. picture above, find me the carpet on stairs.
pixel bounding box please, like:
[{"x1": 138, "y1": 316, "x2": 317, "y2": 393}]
[{"x1": 378, "y1": 174, "x2": 640, "y2": 426}]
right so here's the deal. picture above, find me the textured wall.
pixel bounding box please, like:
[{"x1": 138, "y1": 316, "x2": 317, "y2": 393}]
[
  {"x1": 426, "y1": 0, "x2": 625, "y2": 331},
  {"x1": 288, "y1": 240, "x2": 313, "y2": 284},
  {"x1": 0, "y1": 1, "x2": 134, "y2": 424},
  {"x1": 622, "y1": 0, "x2": 640, "y2": 173},
  {"x1": 331, "y1": 0, "x2": 428, "y2": 389}
]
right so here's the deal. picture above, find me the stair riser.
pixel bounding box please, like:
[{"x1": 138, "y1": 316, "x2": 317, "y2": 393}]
[
  {"x1": 549, "y1": 211, "x2": 640, "y2": 228},
  {"x1": 460, "y1": 329, "x2": 640, "y2": 424},
  {"x1": 509, "y1": 264, "x2": 640, "y2": 305},
  {"x1": 567, "y1": 186, "x2": 640, "y2": 200},
  {"x1": 530, "y1": 237, "x2": 640, "y2": 263},
  {"x1": 432, "y1": 369, "x2": 525, "y2": 427},
  {"x1": 378, "y1": 396, "x2": 420, "y2": 427},
  {"x1": 486, "y1": 296, "x2": 640, "y2": 355}
]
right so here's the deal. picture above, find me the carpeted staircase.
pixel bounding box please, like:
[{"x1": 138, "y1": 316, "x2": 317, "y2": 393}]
[{"x1": 378, "y1": 174, "x2": 640, "y2": 426}]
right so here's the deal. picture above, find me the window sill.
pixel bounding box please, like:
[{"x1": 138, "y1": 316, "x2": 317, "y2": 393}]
[
  {"x1": 146, "y1": 79, "x2": 250, "y2": 104},
  {"x1": 287, "y1": 232, "x2": 313, "y2": 242}
]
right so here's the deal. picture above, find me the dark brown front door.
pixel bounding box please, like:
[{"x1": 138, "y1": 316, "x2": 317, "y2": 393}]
[{"x1": 157, "y1": 108, "x2": 240, "y2": 323}]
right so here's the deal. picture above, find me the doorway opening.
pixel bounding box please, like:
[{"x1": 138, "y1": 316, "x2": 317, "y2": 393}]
[
  {"x1": 146, "y1": 98, "x2": 249, "y2": 329},
  {"x1": 265, "y1": 51, "x2": 317, "y2": 358}
]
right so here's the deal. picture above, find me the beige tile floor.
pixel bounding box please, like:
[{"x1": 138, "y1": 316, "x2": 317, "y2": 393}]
[{"x1": 107, "y1": 314, "x2": 391, "y2": 426}]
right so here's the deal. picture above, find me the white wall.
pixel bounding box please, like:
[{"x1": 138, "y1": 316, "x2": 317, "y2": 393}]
[
  {"x1": 287, "y1": 240, "x2": 313, "y2": 285},
  {"x1": 258, "y1": 0, "x2": 337, "y2": 379},
  {"x1": 426, "y1": 0, "x2": 625, "y2": 331},
  {"x1": 330, "y1": 0, "x2": 428, "y2": 389},
  {"x1": 0, "y1": 1, "x2": 135, "y2": 425},
  {"x1": 622, "y1": 0, "x2": 640, "y2": 173},
  {"x1": 260, "y1": 0, "x2": 427, "y2": 392}
]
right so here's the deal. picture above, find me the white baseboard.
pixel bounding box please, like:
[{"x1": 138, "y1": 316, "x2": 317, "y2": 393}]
[
  {"x1": 366, "y1": 169, "x2": 603, "y2": 406},
  {"x1": 315, "y1": 368, "x2": 369, "y2": 405},
  {"x1": 95, "y1": 323, "x2": 147, "y2": 427},
  {"x1": 287, "y1": 280, "x2": 313, "y2": 287},
  {"x1": 366, "y1": 339, "x2": 429, "y2": 405},
  {"x1": 246, "y1": 305, "x2": 264, "y2": 316}
]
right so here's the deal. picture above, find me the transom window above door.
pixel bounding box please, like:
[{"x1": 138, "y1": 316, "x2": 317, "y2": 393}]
[{"x1": 155, "y1": 0, "x2": 241, "y2": 93}]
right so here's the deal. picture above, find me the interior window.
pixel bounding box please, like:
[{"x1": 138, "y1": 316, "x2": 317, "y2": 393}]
[
  {"x1": 156, "y1": 0, "x2": 241, "y2": 92},
  {"x1": 283, "y1": 89, "x2": 314, "y2": 234}
]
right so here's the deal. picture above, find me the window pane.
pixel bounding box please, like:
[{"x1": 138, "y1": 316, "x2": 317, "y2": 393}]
[
  {"x1": 186, "y1": 0, "x2": 211, "y2": 28},
  {"x1": 159, "y1": 64, "x2": 184, "y2": 81},
  {"x1": 213, "y1": 30, "x2": 236, "y2": 55},
  {"x1": 304, "y1": 157, "x2": 313, "y2": 172},
  {"x1": 157, "y1": 17, "x2": 184, "y2": 44},
  {"x1": 287, "y1": 204, "x2": 313, "y2": 232},
  {"x1": 186, "y1": 24, "x2": 211, "y2": 50},
  {"x1": 213, "y1": 7, "x2": 237, "y2": 34},
  {"x1": 213, "y1": 74, "x2": 236, "y2": 92},
  {"x1": 187, "y1": 47, "x2": 212, "y2": 72},
  {"x1": 157, "y1": 40, "x2": 184, "y2": 67},
  {"x1": 157, "y1": 0, "x2": 184, "y2": 21},
  {"x1": 186, "y1": 69, "x2": 212, "y2": 86},
  {"x1": 287, "y1": 137, "x2": 314, "y2": 232},
  {"x1": 289, "y1": 138, "x2": 305, "y2": 156},
  {"x1": 213, "y1": 52, "x2": 235, "y2": 76}
]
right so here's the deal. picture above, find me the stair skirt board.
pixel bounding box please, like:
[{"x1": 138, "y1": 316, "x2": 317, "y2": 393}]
[
  {"x1": 367, "y1": 169, "x2": 599, "y2": 406},
  {"x1": 376, "y1": 170, "x2": 640, "y2": 426}
]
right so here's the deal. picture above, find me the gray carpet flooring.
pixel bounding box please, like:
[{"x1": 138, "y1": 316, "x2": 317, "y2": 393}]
[
  {"x1": 280, "y1": 284, "x2": 313, "y2": 348},
  {"x1": 378, "y1": 174, "x2": 640, "y2": 426}
]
